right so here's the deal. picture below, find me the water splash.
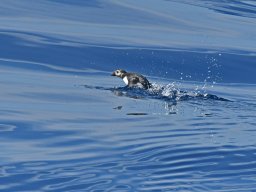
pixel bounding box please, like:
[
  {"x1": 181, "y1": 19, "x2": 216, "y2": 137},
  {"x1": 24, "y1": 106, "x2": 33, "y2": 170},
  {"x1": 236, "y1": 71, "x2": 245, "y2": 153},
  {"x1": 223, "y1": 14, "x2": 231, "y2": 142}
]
[{"x1": 84, "y1": 82, "x2": 230, "y2": 102}]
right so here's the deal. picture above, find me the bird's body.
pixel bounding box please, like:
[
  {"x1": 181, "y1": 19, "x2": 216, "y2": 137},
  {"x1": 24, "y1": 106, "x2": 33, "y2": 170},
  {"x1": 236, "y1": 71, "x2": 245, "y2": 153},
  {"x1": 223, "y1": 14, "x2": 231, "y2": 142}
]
[{"x1": 111, "y1": 69, "x2": 151, "y2": 89}]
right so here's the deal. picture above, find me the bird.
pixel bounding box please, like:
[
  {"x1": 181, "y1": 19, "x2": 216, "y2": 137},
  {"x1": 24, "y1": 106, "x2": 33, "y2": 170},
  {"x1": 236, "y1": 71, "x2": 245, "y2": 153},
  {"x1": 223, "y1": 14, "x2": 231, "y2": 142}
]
[{"x1": 111, "y1": 69, "x2": 151, "y2": 89}]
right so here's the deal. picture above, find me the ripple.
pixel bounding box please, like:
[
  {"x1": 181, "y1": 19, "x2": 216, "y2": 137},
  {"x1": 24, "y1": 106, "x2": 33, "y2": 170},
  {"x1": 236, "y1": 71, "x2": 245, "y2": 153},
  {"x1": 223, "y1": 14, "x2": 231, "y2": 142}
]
[{"x1": 0, "y1": 124, "x2": 16, "y2": 132}]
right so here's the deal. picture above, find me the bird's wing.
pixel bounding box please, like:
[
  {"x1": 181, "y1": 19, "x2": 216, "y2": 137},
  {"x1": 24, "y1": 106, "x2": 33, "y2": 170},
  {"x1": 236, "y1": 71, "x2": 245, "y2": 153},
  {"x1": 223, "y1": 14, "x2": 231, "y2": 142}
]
[
  {"x1": 129, "y1": 74, "x2": 150, "y2": 88},
  {"x1": 137, "y1": 75, "x2": 151, "y2": 88},
  {"x1": 128, "y1": 76, "x2": 140, "y2": 85}
]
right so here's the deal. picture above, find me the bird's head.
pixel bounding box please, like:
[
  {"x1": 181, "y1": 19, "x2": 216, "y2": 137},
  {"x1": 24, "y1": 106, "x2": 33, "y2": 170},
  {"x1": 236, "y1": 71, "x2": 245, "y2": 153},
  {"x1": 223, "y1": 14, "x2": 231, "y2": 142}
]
[{"x1": 111, "y1": 69, "x2": 127, "y2": 78}]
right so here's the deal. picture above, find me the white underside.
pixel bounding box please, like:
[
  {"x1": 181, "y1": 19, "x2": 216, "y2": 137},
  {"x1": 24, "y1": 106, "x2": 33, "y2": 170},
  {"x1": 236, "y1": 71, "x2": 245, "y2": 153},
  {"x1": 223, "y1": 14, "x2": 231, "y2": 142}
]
[
  {"x1": 123, "y1": 76, "x2": 129, "y2": 85},
  {"x1": 122, "y1": 76, "x2": 144, "y2": 88}
]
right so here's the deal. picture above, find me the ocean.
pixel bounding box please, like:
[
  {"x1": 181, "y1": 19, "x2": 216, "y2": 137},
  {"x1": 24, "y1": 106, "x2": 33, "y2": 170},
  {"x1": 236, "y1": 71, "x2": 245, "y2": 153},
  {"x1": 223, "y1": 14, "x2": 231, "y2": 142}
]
[{"x1": 0, "y1": 0, "x2": 256, "y2": 191}]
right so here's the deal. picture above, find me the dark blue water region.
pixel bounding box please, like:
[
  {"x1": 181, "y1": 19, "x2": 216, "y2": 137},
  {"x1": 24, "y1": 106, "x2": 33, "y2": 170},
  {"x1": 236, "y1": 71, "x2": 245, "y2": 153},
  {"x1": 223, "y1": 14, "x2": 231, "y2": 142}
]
[
  {"x1": 0, "y1": 31, "x2": 255, "y2": 84},
  {"x1": 174, "y1": 0, "x2": 256, "y2": 18}
]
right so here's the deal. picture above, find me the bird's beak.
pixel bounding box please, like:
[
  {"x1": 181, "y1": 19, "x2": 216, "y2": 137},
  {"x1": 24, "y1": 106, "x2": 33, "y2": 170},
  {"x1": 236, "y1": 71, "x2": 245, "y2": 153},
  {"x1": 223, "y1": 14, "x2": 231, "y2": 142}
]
[{"x1": 111, "y1": 72, "x2": 116, "y2": 76}]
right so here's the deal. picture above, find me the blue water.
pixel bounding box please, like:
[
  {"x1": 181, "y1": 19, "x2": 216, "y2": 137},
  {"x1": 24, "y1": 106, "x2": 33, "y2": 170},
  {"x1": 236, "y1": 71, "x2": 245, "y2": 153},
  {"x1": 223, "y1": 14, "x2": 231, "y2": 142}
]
[{"x1": 0, "y1": 0, "x2": 256, "y2": 191}]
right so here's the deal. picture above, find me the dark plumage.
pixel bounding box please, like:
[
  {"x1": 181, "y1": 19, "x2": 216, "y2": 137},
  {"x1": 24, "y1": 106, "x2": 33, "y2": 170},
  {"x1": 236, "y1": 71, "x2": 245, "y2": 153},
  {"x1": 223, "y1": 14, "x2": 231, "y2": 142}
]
[{"x1": 111, "y1": 69, "x2": 151, "y2": 89}]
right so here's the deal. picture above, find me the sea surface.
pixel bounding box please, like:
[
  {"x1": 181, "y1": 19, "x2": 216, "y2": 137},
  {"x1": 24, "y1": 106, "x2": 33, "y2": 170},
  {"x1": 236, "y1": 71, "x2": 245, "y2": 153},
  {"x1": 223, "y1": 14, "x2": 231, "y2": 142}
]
[{"x1": 0, "y1": 0, "x2": 256, "y2": 191}]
